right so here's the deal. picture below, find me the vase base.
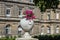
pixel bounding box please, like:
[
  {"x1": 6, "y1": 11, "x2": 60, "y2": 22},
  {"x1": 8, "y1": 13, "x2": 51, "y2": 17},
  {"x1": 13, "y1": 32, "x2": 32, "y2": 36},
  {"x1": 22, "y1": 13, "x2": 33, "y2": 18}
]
[{"x1": 22, "y1": 32, "x2": 31, "y2": 38}]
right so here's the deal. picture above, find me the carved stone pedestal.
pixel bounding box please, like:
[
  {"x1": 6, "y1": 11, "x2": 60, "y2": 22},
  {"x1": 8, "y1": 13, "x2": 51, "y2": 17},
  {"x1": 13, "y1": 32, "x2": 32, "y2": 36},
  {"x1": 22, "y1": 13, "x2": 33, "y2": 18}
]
[
  {"x1": 16, "y1": 32, "x2": 38, "y2": 40},
  {"x1": 16, "y1": 38, "x2": 38, "y2": 40}
]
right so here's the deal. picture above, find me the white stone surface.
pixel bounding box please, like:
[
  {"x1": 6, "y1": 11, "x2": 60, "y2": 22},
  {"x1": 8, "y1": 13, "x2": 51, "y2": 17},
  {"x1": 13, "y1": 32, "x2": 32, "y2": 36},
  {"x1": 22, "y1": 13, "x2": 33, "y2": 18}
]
[
  {"x1": 18, "y1": 16, "x2": 37, "y2": 40},
  {"x1": 22, "y1": 32, "x2": 31, "y2": 38},
  {"x1": 20, "y1": 18, "x2": 34, "y2": 31}
]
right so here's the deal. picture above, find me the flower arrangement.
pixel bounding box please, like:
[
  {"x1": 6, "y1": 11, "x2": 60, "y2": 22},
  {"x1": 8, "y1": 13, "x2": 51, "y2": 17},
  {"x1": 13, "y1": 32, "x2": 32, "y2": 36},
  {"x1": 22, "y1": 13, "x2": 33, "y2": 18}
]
[{"x1": 24, "y1": 10, "x2": 36, "y2": 20}]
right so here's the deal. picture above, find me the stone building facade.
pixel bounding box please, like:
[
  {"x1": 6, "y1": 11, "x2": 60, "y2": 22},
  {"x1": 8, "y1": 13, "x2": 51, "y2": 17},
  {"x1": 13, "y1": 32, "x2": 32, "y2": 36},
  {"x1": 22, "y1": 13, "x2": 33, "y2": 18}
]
[{"x1": 0, "y1": 0, "x2": 60, "y2": 37}]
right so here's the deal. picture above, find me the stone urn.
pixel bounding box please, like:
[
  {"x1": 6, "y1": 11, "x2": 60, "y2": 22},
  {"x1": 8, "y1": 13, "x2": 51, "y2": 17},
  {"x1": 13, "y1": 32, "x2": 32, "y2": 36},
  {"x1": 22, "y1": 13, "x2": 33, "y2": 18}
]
[
  {"x1": 20, "y1": 18, "x2": 34, "y2": 38},
  {"x1": 16, "y1": 10, "x2": 38, "y2": 40},
  {"x1": 20, "y1": 10, "x2": 35, "y2": 38}
]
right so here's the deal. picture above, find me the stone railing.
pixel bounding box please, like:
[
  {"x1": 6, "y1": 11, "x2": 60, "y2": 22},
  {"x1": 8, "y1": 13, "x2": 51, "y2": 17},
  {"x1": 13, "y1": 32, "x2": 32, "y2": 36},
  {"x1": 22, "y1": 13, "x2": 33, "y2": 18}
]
[
  {"x1": 40, "y1": 19, "x2": 60, "y2": 22},
  {"x1": 0, "y1": 0, "x2": 34, "y2": 4}
]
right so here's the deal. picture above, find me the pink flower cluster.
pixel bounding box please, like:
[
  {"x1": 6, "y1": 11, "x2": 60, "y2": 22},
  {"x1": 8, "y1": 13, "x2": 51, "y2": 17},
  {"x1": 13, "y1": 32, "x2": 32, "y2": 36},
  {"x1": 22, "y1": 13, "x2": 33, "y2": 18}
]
[{"x1": 24, "y1": 10, "x2": 35, "y2": 20}]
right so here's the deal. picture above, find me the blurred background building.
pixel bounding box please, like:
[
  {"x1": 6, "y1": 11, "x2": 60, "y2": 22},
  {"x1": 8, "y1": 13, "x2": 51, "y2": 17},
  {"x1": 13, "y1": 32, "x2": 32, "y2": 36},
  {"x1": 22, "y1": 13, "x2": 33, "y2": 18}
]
[{"x1": 0, "y1": 0, "x2": 60, "y2": 37}]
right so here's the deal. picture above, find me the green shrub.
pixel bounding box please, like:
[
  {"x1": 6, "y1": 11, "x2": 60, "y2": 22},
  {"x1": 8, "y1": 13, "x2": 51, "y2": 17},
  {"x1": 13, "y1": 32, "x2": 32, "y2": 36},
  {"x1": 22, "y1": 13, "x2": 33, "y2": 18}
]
[
  {"x1": 33, "y1": 35, "x2": 60, "y2": 40},
  {"x1": 0, "y1": 36, "x2": 16, "y2": 40}
]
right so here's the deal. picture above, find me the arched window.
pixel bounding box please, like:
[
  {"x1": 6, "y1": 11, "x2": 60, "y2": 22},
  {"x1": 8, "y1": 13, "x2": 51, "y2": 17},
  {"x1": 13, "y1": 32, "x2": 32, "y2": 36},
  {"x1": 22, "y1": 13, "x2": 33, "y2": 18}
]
[
  {"x1": 5, "y1": 24, "x2": 11, "y2": 34},
  {"x1": 18, "y1": 25, "x2": 22, "y2": 34},
  {"x1": 41, "y1": 25, "x2": 44, "y2": 35},
  {"x1": 56, "y1": 25, "x2": 59, "y2": 33},
  {"x1": 47, "y1": 26, "x2": 51, "y2": 34}
]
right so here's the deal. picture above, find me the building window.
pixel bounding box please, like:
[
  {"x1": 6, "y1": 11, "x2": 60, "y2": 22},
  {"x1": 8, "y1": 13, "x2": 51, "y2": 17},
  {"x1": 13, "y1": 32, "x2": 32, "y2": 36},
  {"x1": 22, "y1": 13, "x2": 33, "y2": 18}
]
[
  {"x1": 41, "y1": 15, "x2": 43, "y2": 20},
  {"x1": 56, "y1": 13, "x2": 59, "y2": 19},
  {"x1": 47, "y1": 26, "x2": 51, "y2": 34},
  {"x1": 30, "y1": 0, "x2": 33, "y2": 2},
  {"x1": 19, "y1": 8, "x2": 22, "y2": 15},
  {"x1": 6, "y1": 8, "x2": 11, "y2": 17},
  {"x1": 19, "y1": 7, "x2": 23, "y2": 15},
  {"x1": 5, "y1": 24, "x2": 11, "y2": 35},
  {"x1": 18, "y1": 25, "x2": 22, "y2": 35},
  {"x1": 47, "y1": 14, "x2": 50, "y2": 20},
  {"x1": 47, "y1": 11, "x2": 50, "y2": 20},
  {"x1": 56, "y1": 11, "x2": 60, "y2": 19},
  {"x1": 56, "y1": 25, "x2": 59, "y2": 33},
  {"x1": 41, "y1": 26, "x2": 44, "y2": 35}
]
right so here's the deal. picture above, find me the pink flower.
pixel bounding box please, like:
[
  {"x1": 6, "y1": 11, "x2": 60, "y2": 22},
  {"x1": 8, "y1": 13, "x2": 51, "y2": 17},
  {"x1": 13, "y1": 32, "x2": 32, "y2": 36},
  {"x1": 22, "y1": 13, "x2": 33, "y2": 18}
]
[
  {"x1": 24, "y1": 10, "x2": 36, "y2": 20},
  {"x1": 25, "y1": 10, "x2": 33, "y2": 15},
  {"x1": 25, "y1": 15, "x2": 35, "y2": 19}
]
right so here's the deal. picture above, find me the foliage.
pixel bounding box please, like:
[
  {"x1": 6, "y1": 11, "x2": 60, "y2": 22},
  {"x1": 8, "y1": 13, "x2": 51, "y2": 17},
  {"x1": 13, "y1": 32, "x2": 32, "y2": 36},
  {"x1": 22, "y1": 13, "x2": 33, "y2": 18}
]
[
  {"x1": 33, "y1": 35, "x2": 60, "y2": 40},
  {"x1": 33, "y1": 0, "x2": 59, "y2": 12},
  {"x1": 0, "y1": 36, "x2": 16, "y2": 40}
]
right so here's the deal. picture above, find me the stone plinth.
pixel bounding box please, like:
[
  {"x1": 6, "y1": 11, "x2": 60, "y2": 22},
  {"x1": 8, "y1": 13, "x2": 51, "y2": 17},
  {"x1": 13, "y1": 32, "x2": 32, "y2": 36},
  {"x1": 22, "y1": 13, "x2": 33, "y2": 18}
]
[{"x1": 16, "y1": 38, "x2": 38, "y2": 40}]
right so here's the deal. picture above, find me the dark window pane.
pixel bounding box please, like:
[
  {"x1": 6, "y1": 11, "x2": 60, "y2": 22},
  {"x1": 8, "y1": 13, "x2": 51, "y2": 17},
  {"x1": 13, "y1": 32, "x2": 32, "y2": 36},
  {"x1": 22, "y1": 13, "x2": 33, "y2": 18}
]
[
  {"x1": 30, "y1": 0, "x2": 33, "y2": 2},
  {"x1": 48, "y1": 14, "x2": 50, "y2": 20},
  {"x1": 6, "y1": 9, "x2": 10, "y2": 14},
  {"x1": 41, "y1": 15, "x2": 43, "y2": 20},
  {"x1": 5, "y1": 24, "x2": 10, "y2": 34},
  {"x1": 6, "y1": 29, "x2": 8, "y2": 34},
  {"x1": 19, "y1": 8, "x2": 22, "y2": 15}
]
